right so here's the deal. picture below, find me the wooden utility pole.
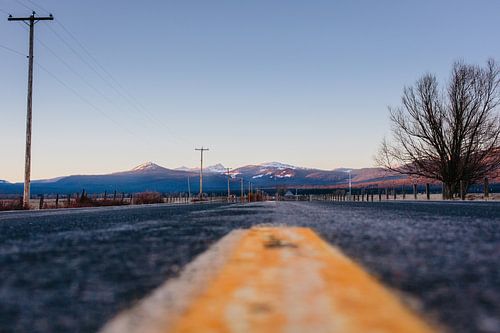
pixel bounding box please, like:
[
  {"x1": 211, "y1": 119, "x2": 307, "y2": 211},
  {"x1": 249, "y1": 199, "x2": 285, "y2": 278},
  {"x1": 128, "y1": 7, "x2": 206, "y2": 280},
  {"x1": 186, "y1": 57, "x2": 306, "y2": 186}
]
[
  {"x1": 240, "y1": 178, "x2": 244, "y2": 202},
  {"x1": 9, "y1": 12, "x2": 53, "y2": 209},
  {"x1": 225, "y1": 167, "x2": 231, "y2": 200},
  {"x1": 195, "y1": 147, "x2": 209, "y2": 198},
  {"x1": 248, "y1": 181, "x2": 251, "y2": 202}
]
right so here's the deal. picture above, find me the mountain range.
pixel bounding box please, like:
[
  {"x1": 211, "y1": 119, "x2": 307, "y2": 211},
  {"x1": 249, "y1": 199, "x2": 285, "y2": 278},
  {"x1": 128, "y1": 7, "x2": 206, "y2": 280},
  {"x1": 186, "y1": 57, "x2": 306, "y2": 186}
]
[{"x1": 0, "y1": 161, "x2": 496, "y2": 195}]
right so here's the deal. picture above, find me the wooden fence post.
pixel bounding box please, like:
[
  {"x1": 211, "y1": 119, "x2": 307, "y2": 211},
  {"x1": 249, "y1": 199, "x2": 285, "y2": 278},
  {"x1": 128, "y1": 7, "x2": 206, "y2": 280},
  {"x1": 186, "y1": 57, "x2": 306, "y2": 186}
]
[
  {"x1": 55, "y1": 194, "x2": 59, "y2": 209},
  {"x1": 413, "y1": 184, "x2": 417, "y2": 200},
  {"x1": 39, "y1": 194, "x2": 44, "y2": 210},
  {"x1": 425, "y1": 183, "x2": 430, "y2": 200}
]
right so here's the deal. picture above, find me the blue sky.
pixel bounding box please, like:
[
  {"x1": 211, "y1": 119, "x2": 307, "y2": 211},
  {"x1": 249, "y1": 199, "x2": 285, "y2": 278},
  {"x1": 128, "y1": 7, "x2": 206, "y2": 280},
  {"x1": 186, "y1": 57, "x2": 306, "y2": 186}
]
[{"x1": 1, "y1": 0, "x2": 499, "y2": 182}]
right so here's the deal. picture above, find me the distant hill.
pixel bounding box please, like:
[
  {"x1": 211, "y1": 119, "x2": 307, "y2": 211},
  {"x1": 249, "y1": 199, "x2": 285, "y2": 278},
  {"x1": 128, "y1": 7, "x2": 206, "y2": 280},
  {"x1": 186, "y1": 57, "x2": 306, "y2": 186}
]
[{"x1": 0, "y1": 161, "x2": 496, "y2": 195}]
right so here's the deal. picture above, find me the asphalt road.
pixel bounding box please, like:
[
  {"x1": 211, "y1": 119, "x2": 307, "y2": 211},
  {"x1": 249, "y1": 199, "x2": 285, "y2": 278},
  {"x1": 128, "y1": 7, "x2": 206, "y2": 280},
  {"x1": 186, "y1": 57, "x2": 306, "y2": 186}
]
[{"x1": 0, "y1": 201, "x2": 499, "y2": 333}]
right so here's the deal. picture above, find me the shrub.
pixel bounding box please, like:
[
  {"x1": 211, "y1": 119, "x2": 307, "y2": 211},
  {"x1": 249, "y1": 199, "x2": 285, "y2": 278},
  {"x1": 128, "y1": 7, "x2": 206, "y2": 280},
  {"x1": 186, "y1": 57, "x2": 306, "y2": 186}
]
[
  {"x1": 133, "y1": 192, "x2": 163, "y2": 205},
  {"x1": 0, "y1": 199, "x2": 24, "y2": 211}
]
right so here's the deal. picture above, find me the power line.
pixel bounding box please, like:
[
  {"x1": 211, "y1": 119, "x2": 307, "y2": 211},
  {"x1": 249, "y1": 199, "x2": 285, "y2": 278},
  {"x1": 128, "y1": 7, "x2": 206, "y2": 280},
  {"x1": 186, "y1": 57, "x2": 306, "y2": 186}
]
[
  {"x1": 36, "y1": 62, "x2": 137, "y2": 137},
  {"x1": 0, "y1": 44, "x2": 26, "y2": 57},
  {"x1": 36, "y1": 37, "x2": 120, "y2": 106},
  {"x1": 3, "y1": 22, "x2": 146, "y2": 139},
  {"x1": 12, "y1": 0, "x2": 194, "y2": 146},
  {"x1": 0, "y1": 8, "x2": 11, "y2": 15},
  {"x1": 14, "y1": 21, "x2": 136, "y2": 123},
  {"x1": 52, "y1": 19, "x2": 195, "y2": 146},
  {"x1": 22, "y1": 0, "x2": 49, "y2": 14},
  {"x1": 16, "y1": 22, "x2": 162, "y2": 135},
  {"x1": 10, "y1": 22, "x2": 167, "y2": 149},
  {"x1": 12, "y1": 0, "x2": 32, "y2": 12}
]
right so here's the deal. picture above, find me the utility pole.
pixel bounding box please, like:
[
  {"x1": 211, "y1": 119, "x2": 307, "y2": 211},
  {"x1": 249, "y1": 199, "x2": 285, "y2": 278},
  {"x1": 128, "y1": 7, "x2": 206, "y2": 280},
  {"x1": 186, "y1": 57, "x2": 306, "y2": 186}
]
[
  {"x1": 195, "y1": 147, "x2": 209, "y2": 199},
  {"x1": 9, "y1": 12, "x2": 54, "y2": 210},
  {"x1": 346, "y1": 170, "x2": 352, "y2": 199},
  {"x1": 225, "y1": 167, "x2": 231, "y2": 201},
  {"x1": 187, "y1": 175, "x2": 191, "y2": 200},
  {"x1": 240, "y1": 178, "x2": 244, "y2": 202},
  {"x1": 248, "y1": 181, "x2": 251, "y2": 202}
]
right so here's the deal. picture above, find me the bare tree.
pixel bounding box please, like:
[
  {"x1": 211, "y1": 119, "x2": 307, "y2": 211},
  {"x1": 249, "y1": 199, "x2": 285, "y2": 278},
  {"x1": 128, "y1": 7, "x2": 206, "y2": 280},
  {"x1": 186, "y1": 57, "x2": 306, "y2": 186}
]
[{"x1": 377, "y1": 60, "x2": 500, "y2": 199}]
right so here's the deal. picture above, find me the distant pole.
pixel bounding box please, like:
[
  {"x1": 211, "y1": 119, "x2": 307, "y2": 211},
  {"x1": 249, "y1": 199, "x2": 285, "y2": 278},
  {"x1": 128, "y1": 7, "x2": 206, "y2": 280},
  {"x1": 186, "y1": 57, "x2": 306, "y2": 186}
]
[
  {"x1": 187, "y1": 175, "x2": 191, "y2": 200},
  {"x1": 226, "y1": 167, "x2": 231, "y2": 200},
  {"x1": 195, "y1": 147, "x2": 209, "y2": 198},
  {"x1": 275, "y1": 176, "x2": 278, "y2": 201},
  {"x1": 346, "y1": 170, "x2": 352, "y2": 199},
  {"x1": 248, "y1": 181, "x2": 252, "y2": 202},
  {"x1": 9, "y1": 12, "x2": 54, "y2": 209},
  {"x1": 240, "y1": 178, "x2": 244, "y2": 202}
]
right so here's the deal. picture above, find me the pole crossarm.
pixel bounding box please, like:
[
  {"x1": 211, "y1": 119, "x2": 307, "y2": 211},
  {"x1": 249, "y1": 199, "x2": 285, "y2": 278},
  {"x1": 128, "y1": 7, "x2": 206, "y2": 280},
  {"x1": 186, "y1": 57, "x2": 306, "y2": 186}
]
[{"x1": 8, "y1": 12, "x2": 54, "y2": 22}]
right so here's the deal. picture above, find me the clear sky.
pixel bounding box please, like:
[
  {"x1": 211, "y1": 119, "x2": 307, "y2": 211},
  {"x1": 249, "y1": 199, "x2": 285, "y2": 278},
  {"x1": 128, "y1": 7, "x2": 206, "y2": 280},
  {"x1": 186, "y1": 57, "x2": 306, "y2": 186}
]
[{"x1": 1, "y1": 0, "x2": 499, "y2": 182}]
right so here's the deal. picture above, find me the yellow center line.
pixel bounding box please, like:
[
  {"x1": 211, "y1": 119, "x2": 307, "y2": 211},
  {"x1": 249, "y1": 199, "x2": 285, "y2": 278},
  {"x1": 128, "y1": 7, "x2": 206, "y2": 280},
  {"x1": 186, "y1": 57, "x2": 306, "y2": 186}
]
[{"x1": 167, "y1": 227, "x2": 436, "y2": 333}]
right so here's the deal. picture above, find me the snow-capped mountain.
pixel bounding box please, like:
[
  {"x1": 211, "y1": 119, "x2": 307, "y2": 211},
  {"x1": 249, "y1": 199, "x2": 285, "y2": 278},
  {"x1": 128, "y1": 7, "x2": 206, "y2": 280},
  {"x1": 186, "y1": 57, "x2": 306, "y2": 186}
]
[
  {"x1": 174, "y1": 166, "x2": 192, "y2": 172},
  {"x1": 174, "y1": 164, "x2": 227, "y2": 173},
  {"x1": 205, "y1": 164, "x2": 226, "y2": 173},
  {"x1": 6, "y1": 160, "x2": 487, "y2": 195},
  {"x1": 259, "y1": 162, "x2": 299, "y2": 170},
  {"x1": 131, "y1": 162, "x2": 167, "y2": 172}
]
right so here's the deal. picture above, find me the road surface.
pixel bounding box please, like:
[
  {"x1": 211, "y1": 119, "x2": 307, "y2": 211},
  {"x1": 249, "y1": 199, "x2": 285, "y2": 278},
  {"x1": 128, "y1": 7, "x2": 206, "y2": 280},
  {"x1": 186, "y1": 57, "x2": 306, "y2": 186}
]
[{"x1": 0, "y1": 201, "x2": 499, "y2": 332}]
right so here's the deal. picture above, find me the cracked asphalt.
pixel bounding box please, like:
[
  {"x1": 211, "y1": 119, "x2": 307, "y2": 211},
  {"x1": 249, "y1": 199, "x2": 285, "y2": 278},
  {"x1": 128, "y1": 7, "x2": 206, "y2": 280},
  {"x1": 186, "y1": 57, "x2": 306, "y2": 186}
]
[{"x1": 0, "y1": 200, "x2": 499, "y2": 333}]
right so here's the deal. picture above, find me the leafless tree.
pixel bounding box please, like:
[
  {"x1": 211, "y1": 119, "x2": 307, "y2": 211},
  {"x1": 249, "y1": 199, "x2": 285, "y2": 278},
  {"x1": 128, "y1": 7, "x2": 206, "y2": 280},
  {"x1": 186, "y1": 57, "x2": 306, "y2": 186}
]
[{"x1": 377, "y1": 60, "x2": 500, "y2": 199}]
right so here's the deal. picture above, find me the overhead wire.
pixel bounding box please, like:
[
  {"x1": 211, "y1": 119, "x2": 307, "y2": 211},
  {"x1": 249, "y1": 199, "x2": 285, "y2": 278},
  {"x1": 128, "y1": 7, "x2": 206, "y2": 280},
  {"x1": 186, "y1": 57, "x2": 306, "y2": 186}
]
[
  {"x1": 0, "y1": 41, "x2": 139, "y2": 138},
  {"x1": 0, "y1": 43, "x2": 26, "y2": 57},
  {"x1": 0, "y1": 7, "x2": 11, "y2": 15},
  {"x1": 8, "y1": 0, "x2": 201, "y2": 151},
  {"x1": 14, "y1": 21, "x2": 168, "y2": 142},
  {"x1": 22, "y1": 0, "x2": 48, "y2": 14},
  {"x1": 42, "y1": 24, "x2": 160, "y2": 131},
  {"x1": 36, "y1": 62, "x2": 139, "y2": 138},
  {"x1": 53, "y1": 19, "x2": 196, "y2": 146},
  {"x1": 13, "y1": 18, "x2": 167, "y2": 142},
  {"x1": 16, "y1": 0, "x2": 196, "y2": 146},
  {"x1": 11, "y1": 0, "x2": 32, "y2": 12},
  {"x1": 14, "y1": 21, "x2": 126, "y2": 112}
]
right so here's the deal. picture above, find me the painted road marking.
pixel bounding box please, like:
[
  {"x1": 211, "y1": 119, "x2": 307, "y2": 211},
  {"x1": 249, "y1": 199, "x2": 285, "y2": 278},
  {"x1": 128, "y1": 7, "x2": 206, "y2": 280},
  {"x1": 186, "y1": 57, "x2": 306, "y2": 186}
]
[{"x1": 100, "y1": 227, "x2": 436, "y2": 333}]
